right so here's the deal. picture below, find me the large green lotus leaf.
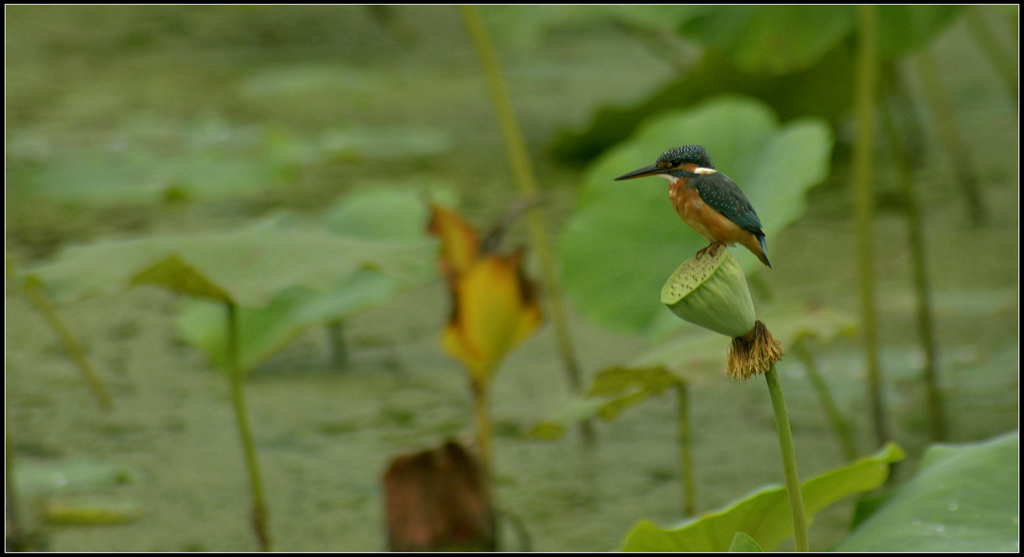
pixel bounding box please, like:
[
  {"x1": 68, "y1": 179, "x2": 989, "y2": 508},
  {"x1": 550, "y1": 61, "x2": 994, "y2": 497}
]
[
  {"x1": 874, "y1": 6, "x2": 964, "y2": 60},
  {"x1": 561, "y1": 96, "x2": 832, "y2": 338},
  {"x1": 622, "y1": 443, "x2": 906, "y2": 552},
  {"x1": 551, "y1": 45, "x2": 854, "y2": 165},
  {"x1": 835, "y1": 432, "x2": 1018, "y2": 552},
  {"x1": 175, "y1": 269, "x2": 401, "y2": 372},
  {"x1": 166, "y1": 188, "x2": 446, "y2": 373},
  {"x1": 12, "y1": 115, "x2": 453, "y2": 206},
  {"x1": 678, "y1": 6, "x2": 855, "y2": 75},
  {"x1": 322, "y1": 184, "x2": 456, "y2": 241},
  {"x1": 16, "y1": 150, "x2": 285, "y2": 205},
  {"x1": 679, "y1": 6, "x2": 961, "y2": 75},
  {"x1": 129, "y1": 254, "x2": 233, "y2": 303},
  {"x1": 728, "y1": 532, "x2": 764, "y2": 552},
  {"x1": 550, "y1": 7, "x2": 959, "y2": 164},
  {"x1": 27, "y1": 221, "x2": 435, "y2": 307}
]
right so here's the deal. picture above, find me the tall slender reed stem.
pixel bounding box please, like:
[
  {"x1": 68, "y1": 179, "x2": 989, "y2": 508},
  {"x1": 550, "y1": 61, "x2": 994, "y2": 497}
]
[
  {"x1": 226, "y1": 302, "x2": 271, "y2": 551},
  {"x1": 853, "y1": 4, "x2": 890, "y2": 448},
  {"x1": 915, "y1": 50, "x2": 986, "y2": 227},
  {"x1": 790, "y1": 340, "x2": 858, "y2": 461},
  {"x1": 6, "y1": 413, "x2": 27, "y2": 552},
  {"x1": 964, "y1": 6, "x2": 1017, "y2": 103},
  {"x1": 327, "y1": 319, "x2": 348, "y2": 369},
  {"x1": 22, "y1": 276, "x2": 112, "y2": 412},
  {"x1": 458, "y1": 6, "x2": 593, "y2": 444},
  {"x1": 764, "y1": 363, "x2": 808, "y2": 552},
  {"x1": 880, "y1": 99, "x2": 947, "y2": 441},
  {"x1": 472, "y1": 383, "x2": 494, "y2": 481},
  {"x1": 674, "y1": 381, "x2": 696, "y2": 516}
]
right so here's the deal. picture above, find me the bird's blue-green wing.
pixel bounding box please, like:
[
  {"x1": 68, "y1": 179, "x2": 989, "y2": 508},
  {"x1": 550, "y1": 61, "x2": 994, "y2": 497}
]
[{"x1": 692, "y1": 172, "x2": 764, "y2": 235}]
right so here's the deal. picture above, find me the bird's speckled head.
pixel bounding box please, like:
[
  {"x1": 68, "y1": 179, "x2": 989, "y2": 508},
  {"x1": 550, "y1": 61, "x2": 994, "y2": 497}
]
[{"x1": 656, "y1": 145, "x2": 714, "y2": 170}]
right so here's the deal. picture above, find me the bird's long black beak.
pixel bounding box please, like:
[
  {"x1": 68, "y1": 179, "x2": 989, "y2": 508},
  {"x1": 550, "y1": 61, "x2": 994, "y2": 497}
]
[{"x1": 614, "y1": 163, "x2": 662, "y2": 181}]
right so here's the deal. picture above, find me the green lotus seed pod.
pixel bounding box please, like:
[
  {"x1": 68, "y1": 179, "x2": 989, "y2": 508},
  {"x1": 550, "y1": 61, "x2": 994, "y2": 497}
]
[{"x1": 661, "y1": 248, "x2": 756, "y2": 338}]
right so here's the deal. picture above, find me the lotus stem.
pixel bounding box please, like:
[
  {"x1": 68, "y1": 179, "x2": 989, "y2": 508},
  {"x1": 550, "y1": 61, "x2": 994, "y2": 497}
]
[
  {"x1": 880, "y1": 96, "x2": 947, "y2": 441},
  {"x1": 915, "y1": 50, "x2": 986, "y2": 227},
  {"x1": 226, "y1": 301, "x2": 271, "y2": 551},
  {"x1": 327, "y1": 319, "x2": 348, "y2": 369},
  {"x1": 459, "y1": 5, "x2": 593, "y2": 445},
  {"x1": 22, "y1": 276, "x2": 112, "y2": 412},
  {"x1": 854, "y1": 4, "x2": 890, "y2": 448},
  {"x1": 472, "y1": 382, "x2": 494, "y2": 480},
  {"x1": 765, "y1": 362, "x2": 809, "y2": 552},
  {"x1": 964, "y1": 6, "x2": 1016, "y2": 101},
  {"x1": 790, "y1": 340, "x2": 858, "y2": 461},
  {"x1": 6, "y1": 413, "x2": 27, "y2": 552},
  {"x1": 674, "y1": 381, "x2": 696, "y2": 516}
]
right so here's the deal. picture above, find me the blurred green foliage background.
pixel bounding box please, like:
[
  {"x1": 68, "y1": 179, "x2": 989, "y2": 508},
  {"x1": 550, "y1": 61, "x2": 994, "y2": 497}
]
[{"x1": 6, "y1": 5, "x2": 1018, "y2": 552}]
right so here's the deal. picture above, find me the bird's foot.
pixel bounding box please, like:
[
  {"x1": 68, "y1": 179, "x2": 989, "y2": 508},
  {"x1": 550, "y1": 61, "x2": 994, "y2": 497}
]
[{"x1": 696, "y1": 242, "x2": 726, "y2": 259}]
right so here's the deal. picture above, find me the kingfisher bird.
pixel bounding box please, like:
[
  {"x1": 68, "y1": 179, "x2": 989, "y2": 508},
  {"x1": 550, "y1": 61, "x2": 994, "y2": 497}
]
[{"x1": 615, "y1": 145, "x2": 772, "y2": 268}]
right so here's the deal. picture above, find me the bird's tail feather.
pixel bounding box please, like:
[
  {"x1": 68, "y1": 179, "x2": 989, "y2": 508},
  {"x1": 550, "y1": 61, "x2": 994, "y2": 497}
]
[{"x1": 757, "y1": 235, "x2": 772, "y2": 268}]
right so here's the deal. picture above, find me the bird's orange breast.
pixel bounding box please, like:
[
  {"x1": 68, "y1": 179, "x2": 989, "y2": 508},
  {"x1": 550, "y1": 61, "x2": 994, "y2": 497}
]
[{"x1": 669, "y1": 180, "x2": 755, "y2": 247}]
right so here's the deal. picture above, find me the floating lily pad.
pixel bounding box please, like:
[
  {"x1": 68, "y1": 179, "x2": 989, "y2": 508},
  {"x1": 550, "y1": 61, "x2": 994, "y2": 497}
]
[
  {"x1": 171, "y1": 187, "x2": 445, "y2": 373},
  {"x1": 319, "y1": 126, "x2": 452, "y2": 161},
  {"x1": 14, "y1": 458, "x2": 135, "y2": 496},
  {"x1": 241, "y1": 64, "x2": 385, "y2": 99},
  {"x1": 39, "y1": 496, "x2": 144, "y2": 526},
  {"x1": 17, "y1": 150, "x2": 285, "y2": 205},
  {"x1": 176, "y1": 269, "x2": 402, "y2": 372},
  {"x1": 27, "y1": 220, "x2": 436, "y2": 307},
  {"x1": 322, "y1": 187, "x2": 434, "y2": 241}
]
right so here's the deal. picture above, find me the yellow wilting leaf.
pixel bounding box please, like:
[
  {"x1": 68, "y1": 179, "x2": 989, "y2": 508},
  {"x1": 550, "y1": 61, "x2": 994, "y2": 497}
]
[
  {"x1": 427, "y1": 204, "x2": 480, "y2": 286},
  {"x1": 428, "y1": 201, "x2": 543, "y2": 472},
  {"x1": 442, "y1": 252, "x2": 541, "y2": 388},
  {"x1": 427, "y1": 202, "x2": 542, "y2": 388}
]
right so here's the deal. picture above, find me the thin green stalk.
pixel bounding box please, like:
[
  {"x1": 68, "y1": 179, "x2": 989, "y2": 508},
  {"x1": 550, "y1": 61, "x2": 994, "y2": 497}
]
[
  {"x1": 880, "y1": 99, "x2": 947, "y2": 441},
  {"x1": 327, "y1": 319, "x2": 348, "y2": 369},
  {"x1": 459, "y1": 6, "x2": 593, "y2": 445},
  {"x1": 472, "y1": 382, "x2": 493, "y2": 480},
  {"x1": 674, "y1": 381, "x2": 696, "y2": 516},
  {"x1": 6, "y1": 413, "x2": 26, "y2": 552},
  {"x1": 790, "y1": 340, "x2": 858, "y2": 461},
  {"x1": 915, "y1": 50, "x2": 987, "y2": 227},
  {"x1": 22, "y1": 276, "x2": 112, "y2": 412},
  {"x1": 764, "y1": 363, "x2": 809, "y2": 552},
  {"x1": 853, "y1": 4, "x2": 890, "y2": 448},
  {"x1": 226, "y1": 302, "x2": 271, "y2": 552},
  {"x1": 965, "y1": 6, "x2": 1017, "y2": 100},
  {"x1": 497, "y1": 508, "x2": 533, "y2": 552}
]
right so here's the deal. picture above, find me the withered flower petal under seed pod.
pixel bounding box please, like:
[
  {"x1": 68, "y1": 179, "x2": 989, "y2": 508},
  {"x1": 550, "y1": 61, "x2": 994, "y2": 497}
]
[{"x1": 727, "y1": 320, "x2": 784, "y2": 380}]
